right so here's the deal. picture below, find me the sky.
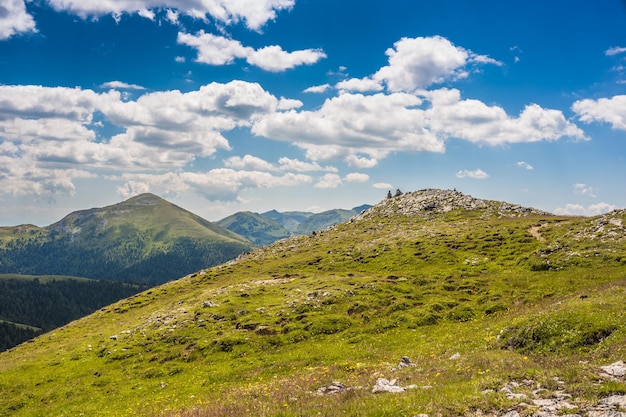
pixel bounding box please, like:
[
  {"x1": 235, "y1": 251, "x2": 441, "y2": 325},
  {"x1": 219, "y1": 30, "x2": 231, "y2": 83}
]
[{"x1": 0, "y1": 0, "x2": 625, "y2": 226}]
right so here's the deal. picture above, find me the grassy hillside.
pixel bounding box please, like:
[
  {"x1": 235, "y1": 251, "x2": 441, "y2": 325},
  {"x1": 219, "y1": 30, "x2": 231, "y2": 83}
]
[
  {"x1": 1, "y1": 189, "x2": 625, "y2": 417},
  {"x1": 0, "y1": 193, "x2": 255, "y2": 285}
]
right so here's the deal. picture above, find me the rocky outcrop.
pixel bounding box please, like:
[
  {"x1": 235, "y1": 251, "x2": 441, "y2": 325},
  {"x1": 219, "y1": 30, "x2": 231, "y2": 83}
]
[{"x1": 356, "y1": 189, "x2": 550, "y2": 221}]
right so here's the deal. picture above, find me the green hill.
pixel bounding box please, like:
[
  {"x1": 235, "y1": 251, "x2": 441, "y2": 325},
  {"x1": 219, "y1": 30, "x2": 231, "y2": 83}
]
[
  {"x1": 216, "y1": 211, "x2": 290, "y2": 246},
  {"x1": 1, "y1": 189, "x2": 625, "y2": 417},
  {"x1": 0, "y1": 193, "x2": 255, "y2": 285}
]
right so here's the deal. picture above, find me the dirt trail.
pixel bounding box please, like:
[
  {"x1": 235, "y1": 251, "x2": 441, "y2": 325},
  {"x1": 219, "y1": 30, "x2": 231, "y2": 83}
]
[{"x1": 528, "y1": 224, "x2": 546, "y2": 242}]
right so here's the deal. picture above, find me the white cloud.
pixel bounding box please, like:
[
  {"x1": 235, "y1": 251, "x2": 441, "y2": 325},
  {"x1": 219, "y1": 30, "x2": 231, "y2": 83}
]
[
  {"x1": 572, "y1": 95, "x2": 626, "y2": 130},
  {"x1": 45, "y1": 0, "x2": 294, "y2": 31},
  {"x1": 346, "y1": 155, "x2": 378, "y2": 169},
  {"x1": 0, "y1": 0, "x2": 36, "y2": 39},
  {"x1": 100, "y1": 81, "x2": 146, "y2": 90},
  {"x1": 456, "y1": 169, "x2": 489, "y2": 179},
  {"x1": 277, "y1": 97, "x2": 303, "y2": 110},
  {"x1": 373, "y1": 182, "x2": 393, "y2": 190},
  {"x1": 247, "y1": 45, "x2": 326, "y2": 72},
  {"x1": 117, "y1": 169, "x2": 312, "y2": 201},
  {"x1": 373, "y1": 36, "x2": 501, "y2": 92},
  {"x1": 165, "y1": 8, "x2": 179, "y2": 24},
  {"x1": 223, "y1": 155, "x2": 277, "y2": 171},
  {"x1": 303, "y1": 84, "x2": 331, "y2": 94},
  {"x1": 426, "y1": 88, "x2": 587, "y2": 144},
  {"x1": 573, "y1": 183, "x2": 597, "y2": 198},
  {"x1": 177, "y1": 31, "x2": 325, "y2": 72},
  {"x1": 315, "y1": 173, "x2": 343, "y2": 189},
  {"x1": 605, "y1": 46, "x2": 626, "y2": 56},
  {"x1": 277, "y1": 157, "x2": 337, "y2": 172},
  {"x1": 335, "y1": 77, "x2": 383, "y2": 93},
  {"x1": 345, "y1": 172, "x2": 369, "y2": 183},
  {"x1": 253, "y1": 92, "x2": 444, "y2": 161},
  {"x1": 517, "y1": 161, "x2": 534, "y2": 170},
  {"x1": 554, "y1": 202, "x2": 617, "y2": 216},
  {"x1": 0, "y1": 81, "x2": 287, "y2": 200}
]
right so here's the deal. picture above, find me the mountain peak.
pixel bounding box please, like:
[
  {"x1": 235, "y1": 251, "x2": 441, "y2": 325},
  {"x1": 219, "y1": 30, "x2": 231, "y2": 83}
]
[{"x1": 123, "y1": 193, "x2": 164, "y2": 205}]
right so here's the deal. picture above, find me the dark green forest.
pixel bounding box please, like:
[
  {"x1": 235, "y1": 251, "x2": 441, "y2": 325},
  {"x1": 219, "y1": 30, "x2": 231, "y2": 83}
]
[
  {"x1": 0, "y1": 235, "x2": 249, "y2": 285},
  {"x1": 0, "y1": 278, "x2": 144, "y2": 352}
]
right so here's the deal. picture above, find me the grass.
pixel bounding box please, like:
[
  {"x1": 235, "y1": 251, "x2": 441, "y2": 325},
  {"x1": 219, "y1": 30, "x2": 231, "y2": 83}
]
[{"x1": 1, "y1": 192, "x2": 625, "y2": 416}]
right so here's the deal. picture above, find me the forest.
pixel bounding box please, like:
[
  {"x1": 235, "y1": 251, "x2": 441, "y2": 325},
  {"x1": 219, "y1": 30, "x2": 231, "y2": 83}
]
[{"x1": 0, "y1": 277, "x2": 144, "y2": 351}]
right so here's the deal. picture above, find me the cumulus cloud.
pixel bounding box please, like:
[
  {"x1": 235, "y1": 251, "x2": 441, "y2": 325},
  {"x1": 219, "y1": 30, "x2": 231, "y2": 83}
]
[
  {"x1": 373, "y1": 182, "x2": 393, "y2": 190},
  {"x1": 346, "y1": 155, "x2": 378, "y2": 169},
  {"x1": 177, "y1": 31, "x2": 325, "y2": 71},
  {"x1": 45, "y1": 0, "x2": 294, "y2": 31},
  {"x1": 554, "y1": 202, "x2": 617, "y2": 216},
  {"x1": 0, "y1": 0, "x2": 36, "y2": 39},
  {"x1": 277, "y1": 157, "x2": 337, "y2": 172},
  {"x1": 456, "y1": 169, "x2": 489, "y2": 179},
  {"x1": 315, "y1": 173, "x2": 343, "y2": 189},
  {"x1": 253, "y1": 92, "x2": 444, "y2": 161},
  {"x1": 517, "y1": 161, "x2": 534, "y2": 170},
  {"x1": 224, "y1": 155, "x2": 277, "y2": 171},
  {"x1": 345, "y1": 172, "x2": 369, "y2": 183},
  {"x1": 573, "y1": 183, "x2": 597, "y2": 198},
  {"x1": 0, "y1": 81, "x2": 289, "y2": 200},
  {"x1": 425, "y1": 88, "x2": 587, "y2": 144},
  {"x1": 116, "y1": 169, "x2": 312, "y2": 201},
  {"x1": 253, "y1": 87, "x2": 584, "y2": 163},
  {"x1": 373, "y1": 36, "x2": 502, "y2": 92},
  {"x1": 572, "y1": 95, "x2": 626, "y2": 130},
  {"x1": 335, "y1": 77, "x2": 383, "y2": 93}
]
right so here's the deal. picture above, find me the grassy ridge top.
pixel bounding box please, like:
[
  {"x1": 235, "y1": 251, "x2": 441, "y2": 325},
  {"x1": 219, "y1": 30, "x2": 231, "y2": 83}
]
[{"x1": 1, "y1": 189, "x2": 625, "y2": 417}]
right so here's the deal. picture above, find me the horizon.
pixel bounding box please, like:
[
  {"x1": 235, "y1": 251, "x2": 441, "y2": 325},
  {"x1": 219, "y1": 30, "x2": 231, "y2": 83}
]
[{"x1": 1, "y1": 1, "x2": 625, "y2": 226}]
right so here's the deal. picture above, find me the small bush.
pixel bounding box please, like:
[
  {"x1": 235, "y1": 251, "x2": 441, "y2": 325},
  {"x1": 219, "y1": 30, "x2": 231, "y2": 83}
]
[
  {"x1": 306, "y1": 315, "x2": 353, "y2": 335},
  {"x1": 499, "y1": 310, "x2": 618, "y2": 353}
]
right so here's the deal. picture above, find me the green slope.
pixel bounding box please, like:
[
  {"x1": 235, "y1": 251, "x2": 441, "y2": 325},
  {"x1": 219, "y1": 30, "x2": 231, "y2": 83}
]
[
  {"x1": 1, "y1": 189, "x2": 625, "y2": 417},
  {"x1": 0, "y1": 193, "x2": 255, "y2": 285}
]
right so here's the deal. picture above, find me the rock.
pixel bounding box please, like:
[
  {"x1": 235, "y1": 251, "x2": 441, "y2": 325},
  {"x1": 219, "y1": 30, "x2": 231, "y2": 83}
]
[
  {"x1": 393, "y1": 356, "x2": 417, "y2": 370},
  {"x1": 598, "y1": 395, "x2": 626, "y2": 408},
  {"x1": 449, "y1": 352, "x2": 461, "y2": 360},
  {"x1": 501, "y1": 411, "x2": 519, "y2": 417},
  {"x1": 372, "y1": 378, "x2": 407, "y2": 394},
  {"x1": 600, "y1": 361, "x2": 626, "y2": 378},
  {"x1": 202, "y1": 301, "x2": 218, "y2": 307}
]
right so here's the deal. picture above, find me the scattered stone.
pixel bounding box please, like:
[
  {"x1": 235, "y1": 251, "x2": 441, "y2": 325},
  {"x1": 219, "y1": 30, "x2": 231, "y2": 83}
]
[
  {"x1": 202, "y1": 301, "x2": 218, "y2": 308},
  {"x1": 600, "y1": 361, "x2": 626, "y2": 379},
  {"x1": 449, "y1": 352, "x2": 461, "y2": 360},
  {"x1": 372, "y1": 378, "x2": 417, "y2": 394},
  {"x1": 316, "y1": 381, "x2": 361, "y2": 395},
  {"x1": 393, "y1": 356, "x2": 417, "y2": 370},
  {"x1": 109, "y1": 334, "x2": 118, "y2": 340},
  {"x1": 501, "y1": 411, "x2": 519, "y2": 417}
]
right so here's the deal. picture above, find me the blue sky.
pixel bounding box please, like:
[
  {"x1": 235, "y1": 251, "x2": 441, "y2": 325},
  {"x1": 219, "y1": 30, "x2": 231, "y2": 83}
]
[{"x1": 0, "y1": 0, "x2": 625, "y2": 225}]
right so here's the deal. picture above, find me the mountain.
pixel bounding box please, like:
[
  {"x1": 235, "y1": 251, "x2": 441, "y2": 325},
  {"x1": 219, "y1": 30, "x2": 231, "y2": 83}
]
[
  {"x1": 220, "y1": 204, "x2": 375, "y2": 244},
  {"x1": 1, "y1": 189, "x2": 625, "y2": 417},
  {"x1": 260, "y1": 209, "x2": 313, "y2": 234},
  {"x1": 216, "y1": 211, "x2": 290, "y2": 246},
  {"x1": 0, "y1": 193, "x2": 254, "y2": 285},
  {"x1": 294, "y1": 208, "x2": 361, "y2": 234}
]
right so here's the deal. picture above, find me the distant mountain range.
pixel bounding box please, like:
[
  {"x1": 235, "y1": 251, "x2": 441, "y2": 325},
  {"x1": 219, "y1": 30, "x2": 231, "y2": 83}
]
[
  {"x1": 0, "y1": 193, "x2": 254, "y2": 286},
  {"x1": 0, "y1": 194, "x2": 372, "y2": 283},
  {"x1": 217, "y1": 205, "x2": 372, "y2": 246}
]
